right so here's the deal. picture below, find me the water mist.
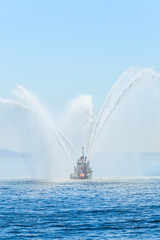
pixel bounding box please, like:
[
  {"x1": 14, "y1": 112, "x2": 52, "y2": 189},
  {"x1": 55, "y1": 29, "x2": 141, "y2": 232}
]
[{"x1": 1, "y1": 67, "x2": 160, "y2": 179}]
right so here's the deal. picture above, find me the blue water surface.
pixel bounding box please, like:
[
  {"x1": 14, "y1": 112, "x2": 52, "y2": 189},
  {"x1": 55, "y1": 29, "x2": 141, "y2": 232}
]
[{"x1": 0, "y1": 179, "x2": 160, "y2": 239}]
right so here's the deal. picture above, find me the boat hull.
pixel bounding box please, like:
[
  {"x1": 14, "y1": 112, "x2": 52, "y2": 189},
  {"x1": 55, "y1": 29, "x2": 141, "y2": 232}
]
[{"x1": 70, "y1": 173, "x2": 92, "y2": 180}]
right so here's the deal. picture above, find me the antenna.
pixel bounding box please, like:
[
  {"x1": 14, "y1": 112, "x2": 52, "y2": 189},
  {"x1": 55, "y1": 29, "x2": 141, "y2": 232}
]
[{"x1": 82, "y1": 146, "x2": 84, "y2": 157}]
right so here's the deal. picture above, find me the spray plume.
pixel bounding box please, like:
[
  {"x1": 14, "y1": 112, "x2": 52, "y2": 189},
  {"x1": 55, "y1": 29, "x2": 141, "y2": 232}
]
[{"x1": 87, "y1": 68, "x2": 160, "y2": 157}]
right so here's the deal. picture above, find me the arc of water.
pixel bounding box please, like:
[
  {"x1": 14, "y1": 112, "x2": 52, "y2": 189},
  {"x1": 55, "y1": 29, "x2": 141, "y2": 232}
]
[
  {"x1": 1, "y1": 88, "x2": 77, "y2": 166},
  {"x1": 50, "y1": 125, "x2": 75, "y2": 165},
  {"x1": 0, "y1": 98, "x2": 31, "y2": 111},
  {"x1": 35, "y1": 113, "x2": 77, "y2": 166},
  {"x1": 87, "y1": 70, "x2": 132, "y2": 157},
  {"x1": 14, "y1": 85, "x2": 77, "y2": 165},
  {"x1": 87, "y1": 69, "x2": 159, "y2": 158},
  {"x1": 57, "y1": 128, "x2": 78, "y2": 154}
]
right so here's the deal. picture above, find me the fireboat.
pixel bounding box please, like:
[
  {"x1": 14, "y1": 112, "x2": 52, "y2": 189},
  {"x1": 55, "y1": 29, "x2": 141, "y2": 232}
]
[{"x1": 70, "y1": 147, "x2": 92, "y2": 179}]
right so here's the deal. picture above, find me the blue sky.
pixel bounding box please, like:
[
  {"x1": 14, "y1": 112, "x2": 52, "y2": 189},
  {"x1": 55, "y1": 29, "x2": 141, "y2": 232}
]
[{"x1": 0, "y1": 0, "x2": 160, "y2": 114}]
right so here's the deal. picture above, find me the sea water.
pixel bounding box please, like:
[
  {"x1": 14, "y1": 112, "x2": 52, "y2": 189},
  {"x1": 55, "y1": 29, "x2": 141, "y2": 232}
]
[{"x1": 0, "y1": 179, "x2": 160, "y2": 239}]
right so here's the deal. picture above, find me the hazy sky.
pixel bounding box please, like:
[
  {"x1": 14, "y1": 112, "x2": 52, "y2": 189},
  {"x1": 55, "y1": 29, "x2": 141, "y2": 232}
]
[{"x1": 0, "y1": 0, "x2": 160, "y2": 114}]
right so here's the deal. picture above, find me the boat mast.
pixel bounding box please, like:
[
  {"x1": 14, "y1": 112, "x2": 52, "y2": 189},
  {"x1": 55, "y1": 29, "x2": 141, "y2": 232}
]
[{"x1": 82, "y1": 146, "x2": 84, "y2": 158}]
